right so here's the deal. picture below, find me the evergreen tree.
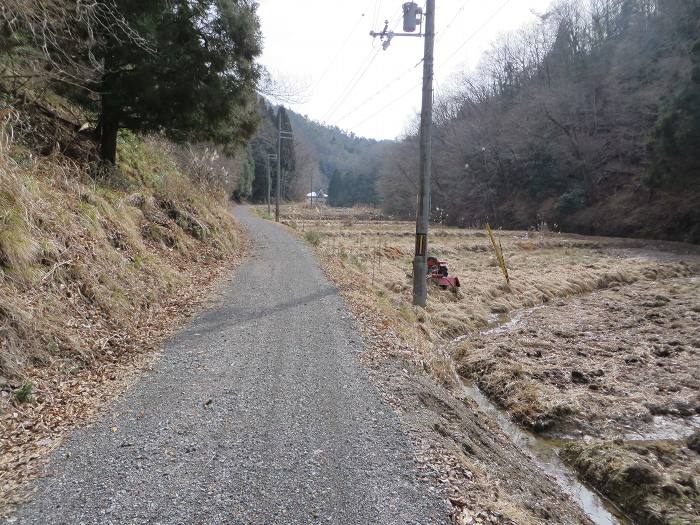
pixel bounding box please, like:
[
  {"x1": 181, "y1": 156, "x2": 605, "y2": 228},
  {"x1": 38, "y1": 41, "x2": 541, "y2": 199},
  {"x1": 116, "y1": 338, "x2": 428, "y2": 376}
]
[
  {"x1": 234, "y1": 147, "x2": 255, "y2": 200},
  {"x1": 649, "y1": 15, "x2": 700, "y2": 186},
  {"x1": 95, "y1": 0, "x2": 262, "y2": 164},
  {"x1": 277, "y1": 106, "x2": 296, "y2": 199},
  {"x1": 327, "y1": 171, "x2": 344, "y2": 207}
]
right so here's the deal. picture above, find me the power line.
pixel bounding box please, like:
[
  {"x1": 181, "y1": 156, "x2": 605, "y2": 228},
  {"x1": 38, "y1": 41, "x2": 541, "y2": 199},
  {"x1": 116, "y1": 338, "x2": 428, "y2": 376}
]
[
  {"x1": 435, "y1": 0, "x2": 472, "y2": 44},
  {"x1": 334, "y1": 60, "x2": 422, "y2": 125},
  {"x1": 322, "y1": 46, "x2": 382, "y2": 122},
  {"x1": 313, "y1": 1, "x2": 375, "y2": 92},
  {"x1": 335, "y1": 0, "x2": 470, "y2": 127},
  {"x1": 322, "y1": 8, "x2": 403, "y2": 123},
  {"x1": 345, "y1": 0, "x2": 513, "y2": 131},
  {"x1": 348, "y1": 80, "x2": 422, "y2": 130},
  {"x1": 371, "y1": 0, "x2": 381, "y2": 29},
  {"x1": 438, "y1": 0, "x2": 513, "y2": 70}
]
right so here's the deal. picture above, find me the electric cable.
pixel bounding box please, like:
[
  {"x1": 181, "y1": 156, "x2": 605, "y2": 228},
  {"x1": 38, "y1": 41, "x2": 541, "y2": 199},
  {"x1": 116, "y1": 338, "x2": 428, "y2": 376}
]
[
  {"x1": 437, "y1": 0, "x2": 513, "y2": 70},
  {"x1": 435, "y1": 0, "x2": 473, "y2": 44},
  {"x1": 313, "y1": 0, "x2": 375, "y2": 92},
  {"x1": 348, "y1": 80, "x2": 422, "y2": 130},
  {"x1": 345, "y1": 0, "x2": 513, "y2": 131},
  {"x1": 322, "y1": 45, "x2": 382, "y2": 122},
  {"x1": 334, "y1": 61, "x2": 422, "y2": 125},
  {"x1": 322, "y1": 8, "x2": 402, "y2": 122}
]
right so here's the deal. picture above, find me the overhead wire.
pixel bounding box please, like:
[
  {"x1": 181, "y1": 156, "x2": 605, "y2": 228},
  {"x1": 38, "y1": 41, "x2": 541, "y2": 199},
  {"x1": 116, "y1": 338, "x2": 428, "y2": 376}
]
[
  {"x1": 335, "y1": 1, "x2": 470, "y2": 128},
  {"x1": 435, "y1": 0, "x2": 472, "y2": 44},
  {"x1": 350, "y1": 80, "x2": 422, "y2": 130},
  {"x1": 437, "y1": 0, "x2": 513, "y2": 70},
  {"x1": 322, "y1": 7, "x2": 402, "y2": 122},
  {"x1": 333, "y1": 60, "x2": 422, "y2": 125},
  {"x1": 344, "y1": 0, "x2": 513, "y2": 131},
  {"x1": 371, "y1": 0, "x2": 381, "y2": 29},
  {"x1": 322, "y1": 46, "x2": 382, "y2": 122},
  {"x1": 313, "y1": 0, "x2": 375, "y2": 92}
]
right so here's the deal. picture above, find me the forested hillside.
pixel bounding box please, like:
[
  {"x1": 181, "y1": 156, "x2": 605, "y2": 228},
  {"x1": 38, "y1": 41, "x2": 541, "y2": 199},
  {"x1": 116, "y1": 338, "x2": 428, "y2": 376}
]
[
  {"x1": 248, "y1": 104, "x2": 389, "y2": 206},
  {"x1": 380, "y1": 0, "x2": 700, "y2": 243}
]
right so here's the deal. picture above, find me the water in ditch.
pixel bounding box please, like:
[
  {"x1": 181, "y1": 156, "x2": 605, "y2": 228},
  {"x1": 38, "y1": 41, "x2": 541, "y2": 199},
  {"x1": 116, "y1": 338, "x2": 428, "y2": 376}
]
[{"x1": 459, "y1": 381, "x2": 631, "y2": 525}]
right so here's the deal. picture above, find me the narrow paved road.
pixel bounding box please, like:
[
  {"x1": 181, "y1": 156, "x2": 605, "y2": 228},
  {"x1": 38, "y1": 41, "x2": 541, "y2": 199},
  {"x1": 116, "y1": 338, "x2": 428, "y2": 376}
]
[{"x1": 9, "y1": 207, "x2": 448, "y2": 525}]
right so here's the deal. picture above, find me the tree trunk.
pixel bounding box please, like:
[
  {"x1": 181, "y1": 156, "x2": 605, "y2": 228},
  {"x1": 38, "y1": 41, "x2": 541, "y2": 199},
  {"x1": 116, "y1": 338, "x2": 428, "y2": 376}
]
[
  {"x1": 99, "y1": 55, "x2": 119, "y2": 166},
  {"x1": 99, "y1": 112, "x2": 119, "y2": 165}
]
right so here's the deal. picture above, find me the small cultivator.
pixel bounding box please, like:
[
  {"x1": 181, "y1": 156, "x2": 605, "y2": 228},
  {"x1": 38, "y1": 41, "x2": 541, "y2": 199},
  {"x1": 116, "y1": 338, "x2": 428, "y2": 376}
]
[{"x1": 427, "y1": 256, "x2": 460, "y2": 289}]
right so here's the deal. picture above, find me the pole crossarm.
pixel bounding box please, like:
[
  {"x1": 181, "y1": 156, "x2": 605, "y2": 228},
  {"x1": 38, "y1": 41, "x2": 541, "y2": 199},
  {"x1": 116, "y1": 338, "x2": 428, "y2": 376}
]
[{"x1": 369, "y1": 31, "x2": 423, "y2": 38}]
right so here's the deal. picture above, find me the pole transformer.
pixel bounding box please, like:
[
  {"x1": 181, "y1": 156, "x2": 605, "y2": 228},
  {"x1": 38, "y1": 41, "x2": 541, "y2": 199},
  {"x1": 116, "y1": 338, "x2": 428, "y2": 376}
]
[{"x1": 412, "y1": 0, "x2": 435, "y2": 308}]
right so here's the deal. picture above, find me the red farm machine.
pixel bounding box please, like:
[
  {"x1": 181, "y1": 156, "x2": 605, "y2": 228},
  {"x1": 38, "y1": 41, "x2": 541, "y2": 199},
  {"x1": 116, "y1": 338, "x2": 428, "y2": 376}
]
[{"x1": 427, "y1": 256, "x2": 460, "y2": 290}]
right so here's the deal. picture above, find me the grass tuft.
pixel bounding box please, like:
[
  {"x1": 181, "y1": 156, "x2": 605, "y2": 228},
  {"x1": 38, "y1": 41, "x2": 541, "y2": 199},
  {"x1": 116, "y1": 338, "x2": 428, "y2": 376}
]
[
  {"x1": 304, "y1": 230, "x2": 324, "y2": 247},
  {"x1": 13, "y1": 382, "x2": 33, "y2": 403}
]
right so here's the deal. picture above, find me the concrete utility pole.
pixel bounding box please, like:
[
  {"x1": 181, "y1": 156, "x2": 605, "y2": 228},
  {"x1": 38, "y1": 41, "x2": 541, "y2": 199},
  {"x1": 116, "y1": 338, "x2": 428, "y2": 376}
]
[
  {"x1": 276, "y1": 110, "x2": 281, "y2": 222},
  {"x1": 412, "y1": 0, "x2": 435, "y2": 308},
  {"x1": 266, "y1": 154, "x2": 277, "y2": 216},
  {"x1": 371, "y1": 1, "x2": 435, "y2": 307},
  {"x1": 276, "y1": 108, "x2": 293, "y2": 223}
]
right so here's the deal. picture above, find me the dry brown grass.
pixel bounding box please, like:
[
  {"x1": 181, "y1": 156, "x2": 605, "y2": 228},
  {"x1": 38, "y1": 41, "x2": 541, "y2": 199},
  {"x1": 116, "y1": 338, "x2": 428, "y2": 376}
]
[
  {"x1": 260, "y1": 203, "x2": 700, "y2": 524},
  {"x1": 561, "y1": 439, "x2": 700, "y2": 524},
  {"x1": 0, "y1": 134, "x2": 243, "y2": 510},
  {"x1": 262, "y1": 204, "x2": 602, "y2": 524},
  {"x1": 263, "y1": 204, "x2": 696, "y2": 346},
  {"x1": 262, "y1": 203, "x2": 699, "y2": 434}
]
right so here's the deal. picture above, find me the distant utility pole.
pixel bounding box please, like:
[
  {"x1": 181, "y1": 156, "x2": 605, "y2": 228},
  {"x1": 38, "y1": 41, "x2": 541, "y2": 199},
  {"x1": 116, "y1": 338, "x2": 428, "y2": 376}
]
[
  {"x1": 309, "y1": 171, "x2": 313, "y2": 207},
  {"x1": 276, "y1": 108, "x2": 293, "y2": 223},
  {"x1": 266, "y1": 153, "x2": 277, "y2": 216},
  {"x1": 371, "y1": 1, "x2": 435, "y2": 307}
]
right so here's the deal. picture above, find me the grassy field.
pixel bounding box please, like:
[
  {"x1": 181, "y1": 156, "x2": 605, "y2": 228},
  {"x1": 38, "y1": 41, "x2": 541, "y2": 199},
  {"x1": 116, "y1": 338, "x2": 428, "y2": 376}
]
[{"x1": 263, "y1": 203, "x2": 700, "y2": 525}]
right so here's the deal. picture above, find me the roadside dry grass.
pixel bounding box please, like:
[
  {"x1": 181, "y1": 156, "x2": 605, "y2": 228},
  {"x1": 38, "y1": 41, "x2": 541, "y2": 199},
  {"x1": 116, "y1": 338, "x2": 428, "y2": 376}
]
[
  {"x1": 262, "y1": 203, "x2": 700, "y2": 525},
  {"x1": 0, "y1": 135, "x2": 245, "y2": 511}
]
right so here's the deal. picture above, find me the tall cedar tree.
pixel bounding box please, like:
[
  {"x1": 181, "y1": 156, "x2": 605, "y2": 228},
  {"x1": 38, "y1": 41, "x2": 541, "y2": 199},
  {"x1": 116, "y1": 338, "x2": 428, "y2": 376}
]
[
  {"x1": 277, "y1": 106, "x2": 296, "y2": 198},
  {"x1": 96, "y1": 0, "x2": 262, "y2": 164}
]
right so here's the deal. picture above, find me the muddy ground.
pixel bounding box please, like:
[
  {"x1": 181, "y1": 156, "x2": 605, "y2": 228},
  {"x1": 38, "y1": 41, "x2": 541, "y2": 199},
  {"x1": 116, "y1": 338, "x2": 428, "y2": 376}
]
[
  {"x1": 454, "y1": 263, "x2": 700, "y2": 525},
  {"x1": 455, "y1": 275, "x2": 700, "y2": 439},
  {"x1": 264, "y1": 204, "x2": 700, "y2": 525}
]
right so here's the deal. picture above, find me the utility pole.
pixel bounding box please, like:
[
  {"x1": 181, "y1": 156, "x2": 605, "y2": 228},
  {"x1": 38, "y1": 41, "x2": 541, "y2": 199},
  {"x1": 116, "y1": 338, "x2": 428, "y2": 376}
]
[
  {"x1": 276, "y1": 108, "x2": 293, "y2": 223},
  {"x1": 266, "y1": 153, "x2": 277, "y2": 216},
  {"x1": 309, "y1": 170, "x2": 313, "y2": 207},
  {"x1": 276, "y1": 110, "x2": 281, "y2": 222},
  {"x1": 371, "y1": 1, "x2": 435, "y2": 307},
  {"x1": 413, "y1": 0, "x2": 435, "y2": 308}
]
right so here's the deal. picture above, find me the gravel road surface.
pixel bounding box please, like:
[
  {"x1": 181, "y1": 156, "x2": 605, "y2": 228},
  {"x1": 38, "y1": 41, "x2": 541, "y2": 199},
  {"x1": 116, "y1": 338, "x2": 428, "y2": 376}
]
[{"x1": 7, "y1": 206, "x2": 448, "y2": 525}]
